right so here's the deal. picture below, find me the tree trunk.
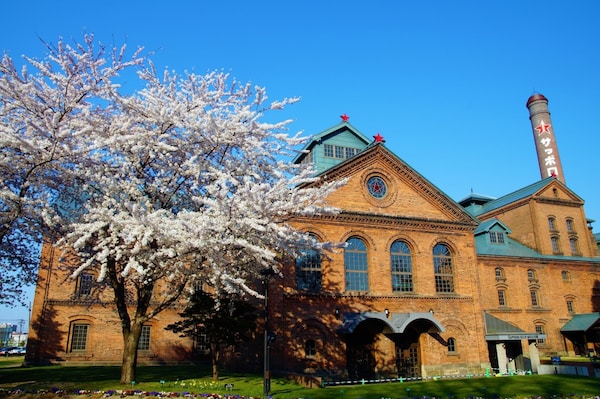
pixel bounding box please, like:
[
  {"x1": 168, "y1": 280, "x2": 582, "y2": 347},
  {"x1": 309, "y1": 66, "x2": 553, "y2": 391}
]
[
  {"x1": 210, "y1": 342, "x2": 220, "y2": 381},
  {"x1": 120, "y1": 320, "x2": 143, "y2": 384}
]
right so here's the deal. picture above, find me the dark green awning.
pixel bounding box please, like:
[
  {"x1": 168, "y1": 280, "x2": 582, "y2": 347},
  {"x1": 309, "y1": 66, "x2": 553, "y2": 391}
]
[
  {"x1": 484, "y1": 312, "x2": 545, "y2": 341},
  {"x1": 561, "y1": 313, "x2": 600, "y2": 333}
]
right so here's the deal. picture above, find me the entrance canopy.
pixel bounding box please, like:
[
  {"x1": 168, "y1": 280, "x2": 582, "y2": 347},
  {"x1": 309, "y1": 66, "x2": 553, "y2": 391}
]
[
  {"x1": 337, "y1": 311, "x2": 445, "y2": 334},
  {"x1": 561, "y1": 313, "x2": 600, "y2": 333},
  {"x1": 484, "y1": 312, "x2": 545, "y2": 341}
]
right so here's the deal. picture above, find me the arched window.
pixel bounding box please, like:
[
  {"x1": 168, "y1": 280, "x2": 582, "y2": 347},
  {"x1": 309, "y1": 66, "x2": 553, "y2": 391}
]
[
  {"x1": 447, "y1": 337, "x2": 456, "y2": 353},
  {"x1": 527, "y1": 269, "x2": 537, "y2": 281},
  {"x1": 566, "y1": 218, "x2": 574, "y2": 232},
  {"x1": 495, "y1": 267, "x2": 505, "y2": 280},
  {"x1": 548, "y1": 217, "x2": 556, "y2": 231},
  {"x1": 569, "y1": 237, "x2": 579, "y2": 255},
  {"x1": 344, "y1": 237, "x2": 369, "y2": 292},
  {"x1": 391, "y1": 240, "x2": 413, "y2": 292},
  {"x1": 561, "y1": 270, "x2": 571, "y2": 282},
  {"x1": 551, "y1": 236, "x2": 561, "y2": 254},
  {"x1": 305, "y1": 339, "x2": 316, "y2": 358},
  {"x1": 296, "y1": 235, "x2": 322, "y2": 292},
  {"x1": 433, "y1": 243, "x2": 454, "y2": 293}
]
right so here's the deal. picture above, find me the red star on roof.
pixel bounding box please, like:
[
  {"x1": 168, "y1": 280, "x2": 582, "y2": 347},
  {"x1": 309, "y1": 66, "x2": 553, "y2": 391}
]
[
  {"x1": 340, "y1": 113, "x2": 349, "y2": 122},
  {"x1": 373, "y1": 133, "x2": 384, "y2": 143},
  {"x1": 535, "y1": 120, "x2": 551, "y2": 136}
]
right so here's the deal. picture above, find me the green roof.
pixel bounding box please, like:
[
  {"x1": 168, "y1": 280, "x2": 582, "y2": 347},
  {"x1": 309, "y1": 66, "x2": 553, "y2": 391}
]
[
  {"x1": 484, "y1": 312, "x2": 526, "y2": 335},
  {"x1": 561, "y1": 313, "x2": 600, "y2": 332},
  {"x1": 467, "y1": 177, "x2": 579, "y2": 217},
  {"x1": 292, "y1": 121, "x2": 371, "y2": 173}
]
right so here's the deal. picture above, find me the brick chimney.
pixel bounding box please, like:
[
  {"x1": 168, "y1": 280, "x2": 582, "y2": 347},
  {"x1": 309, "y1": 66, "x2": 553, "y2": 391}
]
[{"x1": 526, "y1": 93, "x2": 565, "y2": 183}]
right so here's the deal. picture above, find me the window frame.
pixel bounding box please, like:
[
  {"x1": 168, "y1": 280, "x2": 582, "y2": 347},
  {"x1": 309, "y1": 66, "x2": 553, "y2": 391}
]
[
  {"x1": 530, "y1": 289, "x2": 540, "y2": 307},
  {"x1": 447, "y1": 337, "x2": 456, "y2": 353},
  {"x1": 305, "y1": 339, "x2": 316, "y2": 358},
  {"x1": 535, "y1": 324, "x2": 546, "y2": 345},
  {"x1": 497, "y1": 289, "x2": 507, "y2": 307},
  {"x1": 70, "y1": 323, "x2": 89, "y2": 352},
  {"x1": 548, "y1": 217, "x2": 556, "y2": 231},
  {"x1": 295, "y1": 236, "x2": 323, "y2": 292},
  {"x1": 566, "y1": 218, "x2": 574, "y2": 232},
  {"x1": 569, "y1": 237, "x2": 579, "y2": 255},
  {"x1": 76, "y1": 273, "x2": 94, "y2": 297},
  {"x1": 551, "y1": 236, "x2": 561, "y2": 254},
  {"x1": 489, "y1": 231, "x2": 506, "y2": 244},
  {"x1": 391, "y1": 240, "x2": 413, "y2": 292},
  {"x1": 344, "y1": 237, "x2": 369, "y2": 292},
  {"x1": 137, "y1": 325, "x2": 151, "y2": 351},
  {"x1": 495, "y1": 267, "x2": 505, "y2": 281},
  {"x1": 433, "y1": 243, "x2": 454, "y2": 293}
]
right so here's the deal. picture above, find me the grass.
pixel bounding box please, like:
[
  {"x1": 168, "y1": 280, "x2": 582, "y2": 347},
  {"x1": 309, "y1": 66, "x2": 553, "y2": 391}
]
[{"x1": 2, "y1": 357, "x2": 600, "y2": 398}]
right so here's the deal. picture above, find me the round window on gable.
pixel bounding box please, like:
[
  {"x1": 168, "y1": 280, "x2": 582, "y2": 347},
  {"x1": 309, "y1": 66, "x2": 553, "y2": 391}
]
[{"x1": 367, "y1": 176, "x2": 387, "y2": 199}]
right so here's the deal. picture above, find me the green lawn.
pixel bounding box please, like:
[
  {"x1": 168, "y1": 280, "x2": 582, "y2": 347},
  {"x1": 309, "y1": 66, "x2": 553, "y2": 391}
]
[{"x1": 1, "y1": 357, "x2": 600, "y2": 399}]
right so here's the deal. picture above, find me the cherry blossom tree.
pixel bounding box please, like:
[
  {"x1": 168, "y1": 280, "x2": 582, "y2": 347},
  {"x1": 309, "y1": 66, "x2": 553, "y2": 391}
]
[
  {"x1": 0, "y1": 36, "x2": 143, "y2": 306},
  {"x1": 1, "y1": 36, "x2": 342, "y2": 383}
]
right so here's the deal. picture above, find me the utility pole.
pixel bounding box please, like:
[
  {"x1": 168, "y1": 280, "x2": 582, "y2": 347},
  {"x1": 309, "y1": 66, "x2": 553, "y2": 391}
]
[
  {"x1": 18, "y1": 319, "x2": 24, "y2": 345},
  {"x1": 262, "y1": 269, "x2": 275, "y2": 399},
  {"x1": 263, "y1": 273, "x2": 270, "y2": 398}
]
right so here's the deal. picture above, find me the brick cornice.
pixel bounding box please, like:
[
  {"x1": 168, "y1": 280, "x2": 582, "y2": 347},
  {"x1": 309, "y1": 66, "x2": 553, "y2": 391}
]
[
  {"x1": 295, "y1": 210, "x2": 477, "y2": 233},
  {"x1": 284, "y1": 291, "x2": 473, "y2": 301}
]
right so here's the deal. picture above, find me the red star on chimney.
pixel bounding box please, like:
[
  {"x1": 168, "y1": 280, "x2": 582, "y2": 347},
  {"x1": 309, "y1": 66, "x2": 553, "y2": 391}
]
[
  {"x1": 535, "y1": 120, "x2": 551, "y2": 136},
  {"x1": 373, "y1": 133, "x2": 384, "y2": 143},
  {"x1": 340, "y1": 113, "x2": 349, "y2": 122}
]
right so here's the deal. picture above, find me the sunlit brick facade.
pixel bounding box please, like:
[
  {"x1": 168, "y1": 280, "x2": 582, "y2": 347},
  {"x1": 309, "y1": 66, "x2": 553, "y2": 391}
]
[{"x1": 26, "y1": 97, "x2": 600, "y2": 381}]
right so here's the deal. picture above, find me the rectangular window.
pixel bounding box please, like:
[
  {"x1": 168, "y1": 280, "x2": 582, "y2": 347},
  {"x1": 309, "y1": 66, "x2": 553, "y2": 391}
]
[
  {"x1": 71, "y1": 324, "x2": 89, "y2": 351},
  {"x1": 566, "y1": 300, "x2": 574, "y2": 313},
  {"x1": 77, "y1": 273, "x2": 93, "y2": 296},
  {"x1": 138, "y1": 325, "x2": 151, "y2": 351},
  {"x1": 489, "y1": 232, "x2": 505, "y2": 244},
  {"x1": 345, "y1": 147, "x2": 356, "y2": 159},
  {"x1": 566, "y1": 219, "x2": 574, "y2": 232},
  {"x1": 569, "y1": 238, "x2": 578, "y2": 255},
  {"x1": 535, "y1": 325, "x2": 546, "y2": 344},
  {"x1": 530, "y1": 290, "x2": 539, "y2": 307},
  {"x1": 335, "y1": 145, "x2": 344, "y2": 159},
  {"x1": 551, "y1": 237, "x2": 560, "y2": 253},
  {"x1": 323, "y1": 144, "x2": 333, "y2": 158},
  {"x1": 196, "y1": 327, "x2": 210, "y2": 355},
  {"x1": 498, "y1": 289, "x2": 506, "y2": 306}
]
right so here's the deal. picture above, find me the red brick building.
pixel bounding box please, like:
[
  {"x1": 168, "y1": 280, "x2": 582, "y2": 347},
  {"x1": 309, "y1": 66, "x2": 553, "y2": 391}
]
[{"x1": 26, "y1": 95, "x2": 600, "y2": 381}]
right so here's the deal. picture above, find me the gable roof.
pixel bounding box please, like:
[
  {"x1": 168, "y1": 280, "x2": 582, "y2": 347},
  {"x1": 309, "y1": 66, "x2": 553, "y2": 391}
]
[
  {"x1": 467, "y1": 177, "x2": 583, "y2": 217},
  {"x1": 315, "y1": 142, "x2": 479, "y2": 226},
  {"x1": 292, "y1": 121, "x2": 371, "y2": 165},
  {"x1": 474, "y1": 219, "x2": 511, "y2": 235}
]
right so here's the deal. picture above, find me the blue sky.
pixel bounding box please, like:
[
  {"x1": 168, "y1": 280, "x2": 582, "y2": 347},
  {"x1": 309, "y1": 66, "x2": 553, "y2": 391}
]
[{"x1": 1, "y1": 1, "x2": 599, "y2": 324}]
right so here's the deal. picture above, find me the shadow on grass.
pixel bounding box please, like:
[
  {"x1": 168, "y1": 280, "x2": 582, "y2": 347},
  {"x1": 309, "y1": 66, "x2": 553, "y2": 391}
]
[{"x1": 2, "y1": 364, "x2": 600, "y2": 399}]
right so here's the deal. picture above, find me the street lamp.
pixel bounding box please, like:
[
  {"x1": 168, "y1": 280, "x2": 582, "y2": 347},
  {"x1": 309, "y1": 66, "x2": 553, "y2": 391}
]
[{"x1": 262, "y1": 269, "x2": 275, "y2": 398}]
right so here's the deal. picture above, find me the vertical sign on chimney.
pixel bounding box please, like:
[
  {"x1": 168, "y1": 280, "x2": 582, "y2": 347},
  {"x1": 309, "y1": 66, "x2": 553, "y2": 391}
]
[{"x1": 526, "y1": 94, "x2": 566, "y2": 183}]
